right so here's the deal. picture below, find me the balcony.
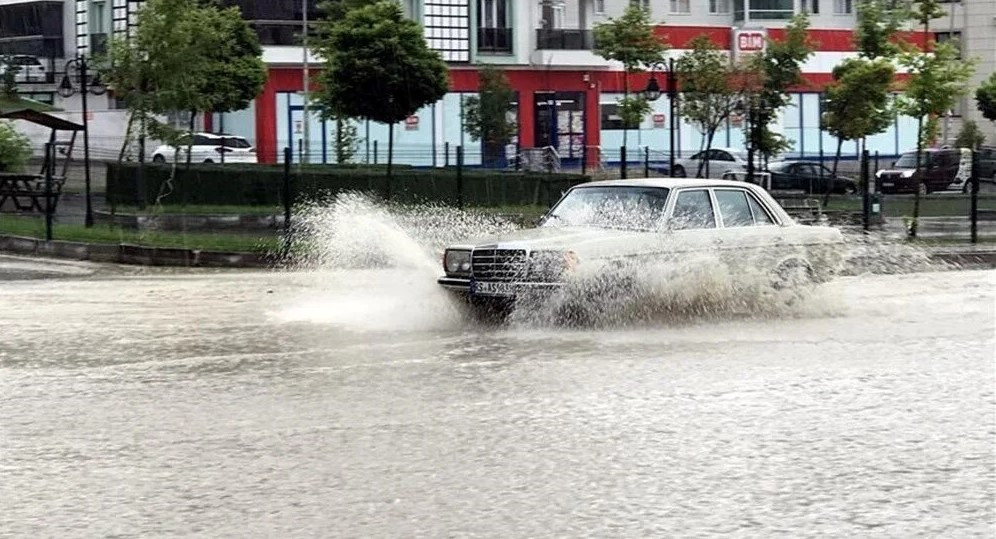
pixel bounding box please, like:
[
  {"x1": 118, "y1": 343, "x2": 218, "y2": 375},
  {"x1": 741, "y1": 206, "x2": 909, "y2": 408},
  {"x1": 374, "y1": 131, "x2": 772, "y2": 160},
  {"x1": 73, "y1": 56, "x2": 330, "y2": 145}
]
[
  {"x1": 536, "y1": 29, "x2": 594, "y2": 50},
  {"x1": 477, "y1": 27, "x2": 513, "y2": 54}
]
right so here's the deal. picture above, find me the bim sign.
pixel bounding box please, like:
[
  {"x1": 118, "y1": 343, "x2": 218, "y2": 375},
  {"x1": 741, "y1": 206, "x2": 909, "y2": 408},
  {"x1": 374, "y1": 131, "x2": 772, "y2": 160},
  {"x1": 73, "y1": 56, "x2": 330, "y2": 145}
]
[{"x1": 738, "y1": 32, "x2": 765, "y2": 52}]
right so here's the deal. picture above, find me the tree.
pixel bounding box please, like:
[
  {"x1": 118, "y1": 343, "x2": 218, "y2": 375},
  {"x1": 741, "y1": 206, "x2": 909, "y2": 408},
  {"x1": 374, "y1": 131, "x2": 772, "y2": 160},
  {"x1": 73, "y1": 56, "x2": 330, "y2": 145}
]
[
  {"x1": 954, "y1": 119, "x2": 986, "y2": 150},
  {"x1": 744, "y1": 13, "x2": 813, "y2": 179},
  {"x1": 314, "y1": 0, "x2": 449, "y2": 178},
  {"x1": 104, "y1": 0, "x2": 265, "y2": 164},
  {"x1": 0, "y1": 121, "x2": 31, "y2": 172},
  {"x1": 854, "y1": 0, "x2": 907, "y2": 60},
  {"x1": 593, "y1": 5, "x2": 666, "y2": 149},
  {"x1": 898, "y1": 0, "x2": 975, "y2": 237},
  {"x1": 977, "y1": 72, "x2": 996, "y2": 125},
  {"x1": 0, "y1": 56, "x2": 19, "y2": 99},
  {"x1": 821, "y1": 58, "x2": 896, "y2": 204},
  {"x1": 463, "y1": 66, "x2": 517, "y2": 168},
  {"x1": 677, "y1": 35, "x2": 741, "y2": 177}
]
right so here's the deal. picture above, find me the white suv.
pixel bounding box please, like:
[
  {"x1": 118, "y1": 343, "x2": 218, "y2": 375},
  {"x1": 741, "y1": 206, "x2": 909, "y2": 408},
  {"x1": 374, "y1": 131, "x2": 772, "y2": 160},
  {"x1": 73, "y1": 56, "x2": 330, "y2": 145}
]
[
  {"x1": 0, "y1": 55, "x2": 47, "y2": 83},
  {"x1": 151, "y1": 133, "x2": 257, "y2": 164}
]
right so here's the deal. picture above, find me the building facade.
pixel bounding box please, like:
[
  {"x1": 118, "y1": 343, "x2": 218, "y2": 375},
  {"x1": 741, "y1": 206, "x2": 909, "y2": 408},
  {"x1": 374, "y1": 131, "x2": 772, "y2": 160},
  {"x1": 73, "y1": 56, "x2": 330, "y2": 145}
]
[{"x1": 8, "y1": 0, "x2": 991, "y2": 164}]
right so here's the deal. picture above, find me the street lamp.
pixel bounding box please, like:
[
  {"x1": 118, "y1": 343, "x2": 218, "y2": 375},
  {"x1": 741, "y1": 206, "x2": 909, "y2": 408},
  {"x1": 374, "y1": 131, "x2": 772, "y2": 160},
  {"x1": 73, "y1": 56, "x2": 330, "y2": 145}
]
[
  {"x1": 57, "y1": 56, "x2": 106, "y2": 227},
  {"x1": 642, "y1": 57, "x2": 677, "y2": 178}
]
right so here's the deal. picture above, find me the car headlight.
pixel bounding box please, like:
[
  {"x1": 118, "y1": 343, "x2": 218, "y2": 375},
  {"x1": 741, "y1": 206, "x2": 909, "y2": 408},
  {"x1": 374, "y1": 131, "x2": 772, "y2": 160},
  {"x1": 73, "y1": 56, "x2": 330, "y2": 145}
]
[
  {"x1": 902, "y1": 170, "x2": 915, "y2": 178},
  {"x1": 528, "y1": 250, "x2": 579, "y2": 281},
  {"x1": 443, "y1": 249, "x2": 472, "y2": 275}
]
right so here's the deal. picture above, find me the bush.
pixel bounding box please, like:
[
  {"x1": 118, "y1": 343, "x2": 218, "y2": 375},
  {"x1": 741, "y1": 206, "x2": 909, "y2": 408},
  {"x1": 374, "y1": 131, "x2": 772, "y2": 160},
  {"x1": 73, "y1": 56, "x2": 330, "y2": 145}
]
[
  {"x1": 106, "y1": 162, "x2": 587, "y2": 208},
  {"x1": 0, "y1": 121, "x2": 31, "y2": 173}
]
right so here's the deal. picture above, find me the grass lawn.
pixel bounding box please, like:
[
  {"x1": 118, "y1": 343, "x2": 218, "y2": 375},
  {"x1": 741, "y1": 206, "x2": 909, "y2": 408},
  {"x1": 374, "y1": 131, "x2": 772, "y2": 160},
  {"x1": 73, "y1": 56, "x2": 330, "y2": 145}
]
[
  {"x1": 784, "y1": 194, "x2": 996, "y2": 218},
  {"x1": 0, "y1": 215, "x2": 280, "y2": 253},
  {"x1": 111, "y1": 204, "x2": 284, "y2": 216}
]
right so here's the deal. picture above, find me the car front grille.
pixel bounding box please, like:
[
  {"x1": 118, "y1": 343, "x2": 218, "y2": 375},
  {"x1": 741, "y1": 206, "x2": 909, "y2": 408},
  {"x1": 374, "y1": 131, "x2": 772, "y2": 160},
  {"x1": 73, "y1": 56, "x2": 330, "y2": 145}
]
[{"x1": 472, "y1": 249, "x2": 527, "y2": 282}]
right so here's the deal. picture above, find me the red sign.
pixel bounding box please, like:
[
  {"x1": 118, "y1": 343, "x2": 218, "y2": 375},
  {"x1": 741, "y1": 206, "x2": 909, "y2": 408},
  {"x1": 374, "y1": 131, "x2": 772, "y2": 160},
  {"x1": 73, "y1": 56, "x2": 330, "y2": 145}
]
[
  {"x1": 652, "y1": 114, "x2": 666, "y2": 128},
  {"x1": 738, "y1": 31, "x2": 766, "y2": 52},
  {"x1": 405, "y1": 115, "x2": 419, "y2": 130}
]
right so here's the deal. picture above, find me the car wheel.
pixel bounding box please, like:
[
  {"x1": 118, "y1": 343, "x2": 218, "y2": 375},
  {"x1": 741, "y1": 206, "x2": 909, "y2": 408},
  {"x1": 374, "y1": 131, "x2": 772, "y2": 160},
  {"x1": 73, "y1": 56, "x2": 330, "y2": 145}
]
[
  {"x1": 773, "y1": 258, "x2": 813, "y2": 291},
  {"x1": 673, "y1": 165, "x2": 686, "y2": 178},
  {"x1": 844, "y1": 183, "x2": 858, "y2": 195},
  {"x1": 152, "y1": 154, "x2": 165, "y2": 163}
]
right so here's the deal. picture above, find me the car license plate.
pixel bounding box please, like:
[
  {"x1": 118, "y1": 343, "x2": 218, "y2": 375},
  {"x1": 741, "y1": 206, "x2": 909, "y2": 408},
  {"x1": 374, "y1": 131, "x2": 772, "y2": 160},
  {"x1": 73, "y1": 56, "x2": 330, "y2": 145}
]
[
  {"x1": 471, "y1": 281, "x2": 515, "y2": 297},
  {"x1": 882, "y1": 182, "x2": 894, "y2": 187}
]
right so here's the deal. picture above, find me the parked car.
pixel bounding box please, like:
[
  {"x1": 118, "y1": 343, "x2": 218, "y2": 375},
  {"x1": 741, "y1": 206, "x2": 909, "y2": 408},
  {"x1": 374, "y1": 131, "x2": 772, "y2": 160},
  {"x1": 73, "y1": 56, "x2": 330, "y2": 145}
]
[
  {"x1": 976, "y1": 146, "x2": 996, "y2": 181},
  {"x1": 767, "y1": 160, "x2": 858, "y2": 194},
  {"x1": 151, "y1": 133, "x2": 257, "y2": 164},
  {"x1": 438, "y1": 178, "x2": 844, "y2": 321},
  {"x1": 875, "y1": 147, "x2": 972, "y2": 194},
  {"x1": 0, "y1": 55, "x2": 47, "y2": 83},
  {"x1": 672, "y1": 148, "x2": 757, "y2": 178}
]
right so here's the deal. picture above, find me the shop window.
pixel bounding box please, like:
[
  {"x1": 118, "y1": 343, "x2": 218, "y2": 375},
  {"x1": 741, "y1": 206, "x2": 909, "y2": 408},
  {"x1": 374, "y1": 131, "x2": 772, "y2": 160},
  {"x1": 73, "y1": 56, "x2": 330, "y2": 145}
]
[{"x1": 600, "y1": 103, "x2": 640, "y2": 131}]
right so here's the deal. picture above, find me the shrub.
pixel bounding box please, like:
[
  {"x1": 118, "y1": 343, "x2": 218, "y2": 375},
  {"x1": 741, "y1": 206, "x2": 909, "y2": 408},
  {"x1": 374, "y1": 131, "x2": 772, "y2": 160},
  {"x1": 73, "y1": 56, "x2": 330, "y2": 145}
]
[{"x1": 0, "y1": 121, "x2": 31, "y2": 172}]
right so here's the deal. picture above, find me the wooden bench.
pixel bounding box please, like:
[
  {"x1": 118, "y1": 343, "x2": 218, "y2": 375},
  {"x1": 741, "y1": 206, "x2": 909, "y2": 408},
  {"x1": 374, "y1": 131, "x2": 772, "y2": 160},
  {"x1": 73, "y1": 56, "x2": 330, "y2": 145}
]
[{"x1": 0, "y1": 173, "x2": 65, "y2": 213}]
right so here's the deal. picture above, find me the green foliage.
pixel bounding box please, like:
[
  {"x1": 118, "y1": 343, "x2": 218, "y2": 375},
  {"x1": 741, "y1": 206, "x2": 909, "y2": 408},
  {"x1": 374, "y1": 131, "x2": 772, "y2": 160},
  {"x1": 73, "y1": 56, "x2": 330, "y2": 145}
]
[
  {"x1": 463, "y1": 66, "x2": 517, "y2": 147},
  {"x1": 313, "y1": 0, "x2": 449, "y2": 126},
  {"x1": 677, "y1": 35, "x2": 741, "y2": 158},
  {"x1": 196, "y1": 5, "x2": 267, "y2": 115},
  {"x1": 617, "y1": 96, "x2": 651, "y2": 130},
  {"x1": 106, "y1": 163, "x2": 587, "y2": 208},
  {"x1": 0, "y1": 121, "x2": 31, "y2": 173},
  {"x1": 908, "y1": 0, "x2": 946, "y2": 28},
  {"x1": 822, "y1": 58, "x2": 896, "y2": 143},
  {"x1": 898, "y1": 40, "x2": 975, "y2": 146},
  {"x1": 855, "y1": 0, "x2": 906, "y2": 60},
  {"x1": 745, "y1": 13, "x2": 813, "y2": 160},
  {"x1": 977, "y1": 72, "x2": 996, "y2": 124},
  {"x1": 954, "y1": 119, "x2": 986, "y2": 150},
  {"x1": 593, "y1": 5, "x2": 667, "y2": 74},
  {"x1": 332, "y1": 117, "x2": 363, "y2": 164}
]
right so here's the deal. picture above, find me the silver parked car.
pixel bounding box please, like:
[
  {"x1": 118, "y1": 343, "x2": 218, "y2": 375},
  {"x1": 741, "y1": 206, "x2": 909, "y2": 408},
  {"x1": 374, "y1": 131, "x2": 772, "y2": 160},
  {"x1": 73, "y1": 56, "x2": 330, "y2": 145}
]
[{"x1": 438, "y1": 178, "x2": 844, "y2": 320}]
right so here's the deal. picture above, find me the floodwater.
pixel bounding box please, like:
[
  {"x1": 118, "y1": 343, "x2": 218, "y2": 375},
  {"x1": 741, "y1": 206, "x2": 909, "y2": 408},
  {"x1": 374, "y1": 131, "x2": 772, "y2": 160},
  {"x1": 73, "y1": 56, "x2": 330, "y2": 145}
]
[
  {"x1": 1, "y1": 255, "x2": 993, "y2": 538},
  {"x1": 1, "y1": 196, "x2": 995, "y2": 537}
]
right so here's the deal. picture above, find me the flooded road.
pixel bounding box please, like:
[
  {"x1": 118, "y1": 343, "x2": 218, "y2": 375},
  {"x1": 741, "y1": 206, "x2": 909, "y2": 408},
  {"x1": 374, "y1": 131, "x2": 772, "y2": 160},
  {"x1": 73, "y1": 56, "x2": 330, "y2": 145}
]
[{"x1": 1, "y1": 257, "x2": 993, "y2": 538}]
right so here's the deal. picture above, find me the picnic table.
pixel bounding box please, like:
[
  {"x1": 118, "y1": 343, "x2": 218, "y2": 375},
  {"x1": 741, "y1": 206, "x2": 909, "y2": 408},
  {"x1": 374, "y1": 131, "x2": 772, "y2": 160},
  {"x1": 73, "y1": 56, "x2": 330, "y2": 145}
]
[{"x1": 0, "y1": 173, "x2": 65, "y2": 213}]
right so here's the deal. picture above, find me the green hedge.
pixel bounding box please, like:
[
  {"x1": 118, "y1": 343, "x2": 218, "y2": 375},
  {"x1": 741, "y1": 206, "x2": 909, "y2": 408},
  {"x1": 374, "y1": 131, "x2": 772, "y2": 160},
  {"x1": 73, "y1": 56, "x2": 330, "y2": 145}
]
[{"x1": 106, "y1": 163, "x2": 588, "y2": 208}]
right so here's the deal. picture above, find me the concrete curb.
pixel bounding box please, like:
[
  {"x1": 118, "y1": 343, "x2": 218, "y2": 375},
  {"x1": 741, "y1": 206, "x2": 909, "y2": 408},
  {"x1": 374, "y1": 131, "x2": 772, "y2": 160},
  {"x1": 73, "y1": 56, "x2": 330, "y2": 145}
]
[{"x1": 0, "y1": 234, "x2": 273, "y2": 268}]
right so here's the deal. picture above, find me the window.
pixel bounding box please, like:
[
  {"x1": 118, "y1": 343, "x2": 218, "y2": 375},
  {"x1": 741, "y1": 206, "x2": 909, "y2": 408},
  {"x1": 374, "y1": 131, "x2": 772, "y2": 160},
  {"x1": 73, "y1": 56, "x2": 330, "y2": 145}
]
[
  {"x1": 746, "y1": 193, "x2": 774, "y2": 225},
  {"x1": 479, "y1": 0, "x2": 507, "y2": 28},
  {"x1": 935, "y1": 31, "x2": 962, "y2": 58},
  {"x1": 671, "y1": 190, "x2": 716, "y2": 229},
  {"x1": 91, "y1": 1, "x2": 106, "y2": 34},
  {"x1": 424, "y1": 0, "x2": 471, "y2": 62},
  {"x1": 834, "y1": 0, "x2": 852, "y2": 14},
  {"x1": 710, "y1": 0, "x2": 731, "y2": 13},
  {"x1": 670, "y1": 0, "x2": 690, "y2": 13},
  {"x1": 710, "y1": 150, "x2": 735, "y2": 161},
  {"x1": 630, "y1": 0, "x2": 650, "y2": 10},
  {"x1": 715, "y1": 190, "x2": 754, "y2": 227},
  {"x1": 600, "y1": 102, "x2": 641, "y2": 130},
  {"x1": 594, "y1": 0, "x2": 605, "y2": 14},
  {"x1": 802, "y1": 0, "x2": 819, "y2": 13},
  {"x1": 749, "y1": 0, "x2": 794, "y2": 19}
]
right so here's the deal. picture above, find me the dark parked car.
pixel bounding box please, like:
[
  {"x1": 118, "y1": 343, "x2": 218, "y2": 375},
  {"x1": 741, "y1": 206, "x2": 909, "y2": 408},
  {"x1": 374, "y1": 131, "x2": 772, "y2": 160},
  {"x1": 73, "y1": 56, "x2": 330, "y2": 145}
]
[
  {"x1": 767, "y1": 161, "x2": 858, "y2": 194},
  {"x1": 875, "y1": 148, "x2": 971, "y2": 194},
  {"x1": 977, "y1": 146, "x2": 996, "y2": 181}
]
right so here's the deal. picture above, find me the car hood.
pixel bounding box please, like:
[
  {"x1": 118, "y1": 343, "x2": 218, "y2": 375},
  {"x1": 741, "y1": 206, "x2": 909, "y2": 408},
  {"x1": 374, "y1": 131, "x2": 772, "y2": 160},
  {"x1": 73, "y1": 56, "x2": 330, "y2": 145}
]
[{"x1": 448, "y1": 226, "x2": 654, "y2": 256}]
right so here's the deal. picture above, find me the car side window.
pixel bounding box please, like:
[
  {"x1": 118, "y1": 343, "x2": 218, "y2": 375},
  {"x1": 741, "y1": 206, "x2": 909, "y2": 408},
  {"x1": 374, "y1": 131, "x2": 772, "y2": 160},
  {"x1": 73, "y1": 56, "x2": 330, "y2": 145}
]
[
  {"x1": 715, "y1": 190, "x2": 754, "y2": 227},
  {"x1": 192, "y1": 135, "x2": 213, "y2": 146},
  {"x1": 671, "y1": 189, "x2": 716, "y2": 230},
  {"x1": 746, "y1": 192, "x2": 775, "y2": 225},
  {"x1": 690, "y1": 151, "x2": 705, "y2": 160}
]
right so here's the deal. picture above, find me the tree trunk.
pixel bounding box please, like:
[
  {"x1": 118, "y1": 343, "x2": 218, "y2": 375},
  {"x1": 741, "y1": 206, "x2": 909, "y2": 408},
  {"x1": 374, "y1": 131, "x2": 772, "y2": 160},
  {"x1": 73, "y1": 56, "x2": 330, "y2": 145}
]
[
  {"x1": 118, "y1": 113, "x2": 136, "y2": 163},
  {"x1": 185, "y1": 111, "x2": 196, "y2": 170},
  {"x1": 699, "y1": 129, "x2": 718, "y2": 178},
  {"x1": 336, "y1": 117, "x2": 344, "y2": 163},
  {"x1": 823, "y1": 137, "x2": 844, "y2": 207},
  {"x1": 910, "y1": 115, "x2": 924, "y2": 238},
  {"x1": 387, "y1": 121, "x2": 394, "y2": 199},
  {"x1": 622, "y1": 74, "x2": 629, "y2": 151}
]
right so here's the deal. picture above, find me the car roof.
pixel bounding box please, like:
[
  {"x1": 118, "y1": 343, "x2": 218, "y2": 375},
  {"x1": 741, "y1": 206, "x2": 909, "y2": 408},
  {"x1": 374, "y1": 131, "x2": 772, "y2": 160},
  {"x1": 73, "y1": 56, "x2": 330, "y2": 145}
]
[
  {"x1": 574, "y1": 178, "x2": 758, "y2": 190},
  {"x1": 195, "y1": 132, "x2": 248, "y2": 139}
]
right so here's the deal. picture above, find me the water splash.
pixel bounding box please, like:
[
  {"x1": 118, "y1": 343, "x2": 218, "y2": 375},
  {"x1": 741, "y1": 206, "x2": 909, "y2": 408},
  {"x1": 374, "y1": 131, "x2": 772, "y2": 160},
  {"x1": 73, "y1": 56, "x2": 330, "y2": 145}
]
[{"x1": 278, "y1": 194, "x2": 959, "y2": 330}]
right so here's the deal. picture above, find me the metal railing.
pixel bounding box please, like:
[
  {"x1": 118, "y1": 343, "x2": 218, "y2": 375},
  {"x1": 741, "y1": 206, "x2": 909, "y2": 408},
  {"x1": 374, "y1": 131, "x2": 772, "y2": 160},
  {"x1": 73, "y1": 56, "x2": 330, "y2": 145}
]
[{"x1": 535, "y1": 29, "x2": 595, "y2": 50}]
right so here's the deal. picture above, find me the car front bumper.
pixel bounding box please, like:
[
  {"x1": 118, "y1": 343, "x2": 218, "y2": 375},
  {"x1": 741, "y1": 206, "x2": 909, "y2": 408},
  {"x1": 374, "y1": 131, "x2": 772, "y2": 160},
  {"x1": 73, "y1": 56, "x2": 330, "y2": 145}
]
[{"x1": 437, "y1": 276, "x2": 562, "y2": 297}]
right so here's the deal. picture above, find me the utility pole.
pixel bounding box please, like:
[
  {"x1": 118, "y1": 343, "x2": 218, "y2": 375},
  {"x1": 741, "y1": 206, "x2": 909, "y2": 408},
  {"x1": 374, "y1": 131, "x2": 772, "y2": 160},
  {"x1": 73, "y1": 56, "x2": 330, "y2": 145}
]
[{"x1": 302, "y1": 0, "x2": 310, "y2": 165}]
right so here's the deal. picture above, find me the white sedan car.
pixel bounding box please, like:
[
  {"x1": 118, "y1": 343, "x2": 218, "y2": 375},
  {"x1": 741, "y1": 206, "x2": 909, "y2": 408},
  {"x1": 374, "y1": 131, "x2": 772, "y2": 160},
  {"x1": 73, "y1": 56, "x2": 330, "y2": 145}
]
[
  {"x1": 151, "y1": 133, "x2": 257, "y2": 164},
  {"x1": 672, "y1": 147, "x2": 757, "y2": 178},
  {"x1": 439, "y1": 178, "x2": 844, "y2": 321}
]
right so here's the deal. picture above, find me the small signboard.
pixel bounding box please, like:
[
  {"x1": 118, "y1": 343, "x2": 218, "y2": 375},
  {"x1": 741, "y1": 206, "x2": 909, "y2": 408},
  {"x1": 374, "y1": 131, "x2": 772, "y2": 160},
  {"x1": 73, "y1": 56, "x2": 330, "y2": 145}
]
[
  {"x1": 405, "y1": 115, "x2": 419, "y2": 130},
  {"x1": 733, "y1": 28, "x2": 767, "y2": 60},
  {"x1": 294, "y1": 120, "x2": 303, "y2": 134},
  {"x1": 652, "y1": 113, "x2": 666, "y2": 128},
  {"x1": 729, "y1": 112, "x2": 744, "y2": 128}
]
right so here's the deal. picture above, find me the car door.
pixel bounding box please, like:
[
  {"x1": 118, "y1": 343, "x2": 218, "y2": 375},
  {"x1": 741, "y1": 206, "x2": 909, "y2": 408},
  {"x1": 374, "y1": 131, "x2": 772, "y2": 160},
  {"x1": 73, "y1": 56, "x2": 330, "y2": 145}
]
[
  {"x1": 712, "y1": 188, "x2": 783, "y2": 265},
  {"x1": 666, "y1": 188, "x2": 721, "y2": 254},
  {"x1": 768, "y1": 165, "x2": 793, "y2": 190}
]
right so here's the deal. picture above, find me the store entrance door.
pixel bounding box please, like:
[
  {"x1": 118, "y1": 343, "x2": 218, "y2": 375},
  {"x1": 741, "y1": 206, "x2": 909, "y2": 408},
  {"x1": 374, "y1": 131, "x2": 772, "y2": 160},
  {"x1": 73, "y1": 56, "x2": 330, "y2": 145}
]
[{"x1": 533, "y1": 91, "x2": 585, "y2": 166}]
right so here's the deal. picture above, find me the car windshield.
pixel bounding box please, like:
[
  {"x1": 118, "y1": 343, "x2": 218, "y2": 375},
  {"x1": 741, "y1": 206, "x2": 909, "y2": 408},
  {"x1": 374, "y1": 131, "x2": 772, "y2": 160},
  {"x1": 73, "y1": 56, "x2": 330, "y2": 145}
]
[
  {"x1": 543, "y1": 186, "x2": 670, "y2": 230},
  {"x1": 768, "y1": 162, "x2": 791, "y2": 172},
  {"x1": 894, "y1": 152, "x2": 928, "y2": 168}
]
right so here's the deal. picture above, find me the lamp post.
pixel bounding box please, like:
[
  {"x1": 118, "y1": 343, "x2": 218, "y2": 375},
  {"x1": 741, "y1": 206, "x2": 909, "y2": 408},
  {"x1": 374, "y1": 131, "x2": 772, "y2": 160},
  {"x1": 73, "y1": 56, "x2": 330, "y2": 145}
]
[
  {"x1": 58, "y1": 56, "x2": 106, "y2": 228},
  {"x1": 642, "y1": 57, "x2": 677, "y2": 178}
]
